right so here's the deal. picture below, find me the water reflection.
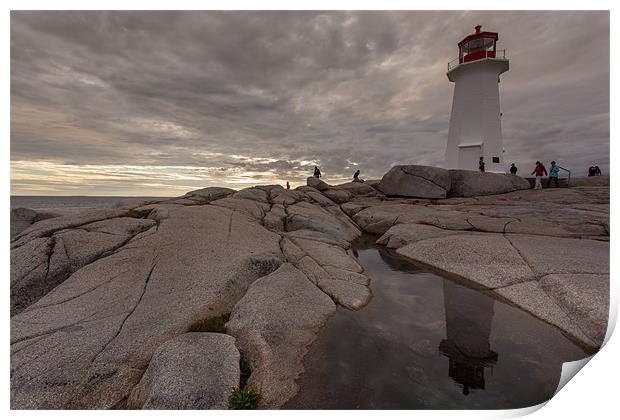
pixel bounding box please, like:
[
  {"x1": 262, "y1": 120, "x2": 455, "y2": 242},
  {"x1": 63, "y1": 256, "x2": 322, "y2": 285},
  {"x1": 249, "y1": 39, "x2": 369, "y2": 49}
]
[
  {"x1": 284, "y1": 236, "x2": 590, "y2": 409},
  {"x1": 439, "y1": 279, "x2": 498, "y2": 395}
]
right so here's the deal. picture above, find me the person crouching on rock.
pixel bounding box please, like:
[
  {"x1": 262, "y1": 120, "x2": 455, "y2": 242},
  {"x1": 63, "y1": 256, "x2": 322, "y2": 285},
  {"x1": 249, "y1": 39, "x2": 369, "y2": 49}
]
[
  {"x1": 531, "y1": 161, "x2": 547, "y2": 190},
  {"x1": 479, "y1": 157, "x2": 485, "y2": 172},
  {"x1": 510, "y1": 163, "x2": 518, "y2": 175},
  {"x1": 313, "y1": 166, "x2": 322, "y2": 178},
  {"x1": 547, "y1": 161, "x2": 560, "y2": 188},
  {"x1": 353, "y1": 169, "x2": 362, "y2": 183}
]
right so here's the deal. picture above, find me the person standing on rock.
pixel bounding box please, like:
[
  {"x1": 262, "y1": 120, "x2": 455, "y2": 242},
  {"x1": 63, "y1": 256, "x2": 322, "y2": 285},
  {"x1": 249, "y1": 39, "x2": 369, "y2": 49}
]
[
  {"x1": 547, "y1": 161, "x2": 560, "y2": 188},
  {"x1": 479, "y1": 157, "x2": 485, "y2": 172},
  {"x1": 531, "y1": 161, "x2": 547, "y2": 190},
  {"x1": 509, "y1": 163, "x2": 518, "y2": 175},
  {"x1": 313, "y1": 166, "x2": 322, "y2": 178},
  {"x1": 588, "y1": 165, "x2": 596, "y2": 176},
  {"x1": 286, "y1": 181, "x2": 290, "y2": 189},
  {"x1": 353, "y1": 169, "x2": 361, "y2": 182}
]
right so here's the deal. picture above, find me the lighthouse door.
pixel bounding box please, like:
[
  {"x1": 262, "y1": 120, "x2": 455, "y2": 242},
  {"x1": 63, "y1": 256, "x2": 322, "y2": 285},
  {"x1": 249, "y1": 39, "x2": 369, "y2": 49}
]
[{"x1": 458, "y1": 145, "x2": 482, "y2": 171}]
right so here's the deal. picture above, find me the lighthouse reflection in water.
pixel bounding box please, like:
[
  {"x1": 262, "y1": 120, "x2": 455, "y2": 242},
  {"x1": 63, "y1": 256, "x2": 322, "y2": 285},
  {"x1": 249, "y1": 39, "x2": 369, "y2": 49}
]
[
  {"x1": 439, "y1": 279, "x2": 498, "y2": 395},
  {"x1": 285, "y1": 238, "x2": 589, "y2": 409}
]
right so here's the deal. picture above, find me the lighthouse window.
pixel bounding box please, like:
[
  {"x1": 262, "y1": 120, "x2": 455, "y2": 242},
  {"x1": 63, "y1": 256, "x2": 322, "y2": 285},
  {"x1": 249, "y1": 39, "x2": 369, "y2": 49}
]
[
  {"x1": 483, "y1": 37, "x2": 495, "y2": 51},
  {"x1": 459, "y1": 44, "x2": 467, "y2": 58},
  {"x1": 468, "y1": 38, "x2": 484, "y2": 54}
]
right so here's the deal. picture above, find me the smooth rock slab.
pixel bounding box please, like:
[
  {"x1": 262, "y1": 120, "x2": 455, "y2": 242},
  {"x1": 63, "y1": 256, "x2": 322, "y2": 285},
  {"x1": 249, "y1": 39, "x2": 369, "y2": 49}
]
[
  {"x1": 296, "y1": 256, "x2": 371, "y2": 310},
  {"x1": 127, "y1": 333, "x2": 240, "y2": 409},
  {"x1": 397, "y1": 233, "x2": 535, "y2": 289},
  {"x1": 377, "y1": 223, "x2": 459, "y2": 249},
  {"x1": 540, "y1": 274, "x2": 609, "y2": 346},
  {"x1": 493, "y1": 281, "x2": 597, "y2": 349},
  {"x1": 226, "y1": 263, "x2": 336, "y2": 408},
  {"x1": 11, "y1": 208, "x2": 137, "y2": 249},
  {"x1": 286, "y1": 201, "x2": 361, "y2": 243},
  {"x1": 353, "y1": 203, "x2": 471, "y2": 235},
  {"x1": 10, "y1": 217, "x2": 156, "y2": 315},
  {"x1": 506, "y1": 234, "x2": 609, "y2": 275}
]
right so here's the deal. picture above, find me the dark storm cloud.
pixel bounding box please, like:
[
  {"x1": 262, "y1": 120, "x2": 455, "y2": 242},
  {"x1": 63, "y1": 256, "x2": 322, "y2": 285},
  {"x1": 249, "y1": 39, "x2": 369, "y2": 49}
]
[{"x1": 10, "y1": 11, "x2": 609, "y2": 194}]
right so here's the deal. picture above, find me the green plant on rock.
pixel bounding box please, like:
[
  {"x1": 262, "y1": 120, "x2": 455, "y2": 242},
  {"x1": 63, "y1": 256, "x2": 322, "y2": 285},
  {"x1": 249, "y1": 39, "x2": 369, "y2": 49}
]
[{"x1": 228, "y1": 386, "x2": 262, "y2": 409}]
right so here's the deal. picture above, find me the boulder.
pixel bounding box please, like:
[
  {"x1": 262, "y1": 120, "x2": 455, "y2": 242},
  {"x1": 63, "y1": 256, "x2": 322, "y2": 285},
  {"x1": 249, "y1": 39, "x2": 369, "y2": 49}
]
[
  {"x1": 226, "y1": 263, "x2": 336, "y2": 408},
  {"x1": 378, "y1": 165, "x2": 451, "y2": 199},
  {"x1": 340, "y1": 201, "x2": 371, "y2": 217},
  {"x1": 306, "y1": 176, "x2": 330, "y2": 191},
  {"x1": 286, "y1": 201, "x2": 361, "y2": 243},
  {"x1": 333, "y1": 182, "x2": 380, "y2": 197},
  {"x1": 127, "y1": 333, "x2": 240, "y2": 409},
  {"x1": 448, "y1": 170, "x2": 529, "y2": 197},
  {"x1": 323, "y1": 188, "x2": 352, "y2": 204},
  {"x1": 508, "y1": 174, "x2": 532, "y2": 190}
]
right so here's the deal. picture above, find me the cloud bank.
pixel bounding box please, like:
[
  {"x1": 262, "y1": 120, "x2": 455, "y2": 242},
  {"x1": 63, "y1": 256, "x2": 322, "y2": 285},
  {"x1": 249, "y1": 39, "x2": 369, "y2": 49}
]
[{"x1": 11, "y1": 11, "x2": 609, "y2": 195}]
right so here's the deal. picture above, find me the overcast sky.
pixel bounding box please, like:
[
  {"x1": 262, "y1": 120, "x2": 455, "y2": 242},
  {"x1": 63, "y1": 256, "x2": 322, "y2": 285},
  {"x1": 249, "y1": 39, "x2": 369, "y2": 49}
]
[{"x1": 10, "y1": 11, "x2": 609, "y2": 196}]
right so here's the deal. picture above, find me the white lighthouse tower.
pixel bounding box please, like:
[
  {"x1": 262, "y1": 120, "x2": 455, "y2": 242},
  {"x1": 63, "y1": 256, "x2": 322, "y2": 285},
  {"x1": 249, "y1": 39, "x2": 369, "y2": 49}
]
[{"x1": 445, "y1": 25, "x2": 509, "y2": 172}]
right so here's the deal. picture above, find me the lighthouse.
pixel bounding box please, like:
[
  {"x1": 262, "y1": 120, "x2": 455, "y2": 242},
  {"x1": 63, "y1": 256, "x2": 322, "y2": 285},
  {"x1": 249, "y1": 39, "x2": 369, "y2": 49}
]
[{"x1": 445, "y1": 25, "x2": 509, "y2": 172}]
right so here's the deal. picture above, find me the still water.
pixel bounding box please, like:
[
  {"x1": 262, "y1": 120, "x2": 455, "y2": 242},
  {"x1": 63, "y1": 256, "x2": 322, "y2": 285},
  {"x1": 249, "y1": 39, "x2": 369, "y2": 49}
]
[{"x1": 285, "y1": 236, "x2": 591, "y2": 410}]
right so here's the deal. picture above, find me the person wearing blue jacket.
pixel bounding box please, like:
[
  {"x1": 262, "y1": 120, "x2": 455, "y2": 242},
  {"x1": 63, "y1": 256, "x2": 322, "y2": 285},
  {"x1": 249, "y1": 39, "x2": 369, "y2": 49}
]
[{"x1": 547, "y1": 161, "x2": 560, "y2": 188}]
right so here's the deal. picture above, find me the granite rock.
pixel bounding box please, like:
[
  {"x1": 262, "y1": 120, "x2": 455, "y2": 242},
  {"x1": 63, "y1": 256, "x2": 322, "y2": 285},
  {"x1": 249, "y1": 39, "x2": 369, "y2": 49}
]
[
  {"x1": 378, "y1": 165, "x2": 451, "y2": 199},
  {"x1": 127, "y1": 333, "x2": 240, "y2": 409},
  {"x1": 226, "y1": 263, "x2": 336, "y2": 408}
]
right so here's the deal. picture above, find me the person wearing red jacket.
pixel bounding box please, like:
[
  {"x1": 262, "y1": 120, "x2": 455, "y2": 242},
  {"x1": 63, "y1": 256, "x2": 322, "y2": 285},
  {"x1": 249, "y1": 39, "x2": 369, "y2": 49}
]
[{"x1": 531, "y1": 161, "x2": 547, "y2": 190}]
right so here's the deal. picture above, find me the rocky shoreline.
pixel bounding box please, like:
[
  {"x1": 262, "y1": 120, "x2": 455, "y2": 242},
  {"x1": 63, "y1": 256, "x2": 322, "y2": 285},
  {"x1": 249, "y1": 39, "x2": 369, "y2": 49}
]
[{"x1": 10, "y1": 167, "x2": 609, "y2": 409}]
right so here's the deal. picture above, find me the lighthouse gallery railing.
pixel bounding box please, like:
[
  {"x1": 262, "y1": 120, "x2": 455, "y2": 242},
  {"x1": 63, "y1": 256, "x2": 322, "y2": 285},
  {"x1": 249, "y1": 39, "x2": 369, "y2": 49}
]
[{"x1": 448, "y1": 49, "x2": 507, "y2": 72}]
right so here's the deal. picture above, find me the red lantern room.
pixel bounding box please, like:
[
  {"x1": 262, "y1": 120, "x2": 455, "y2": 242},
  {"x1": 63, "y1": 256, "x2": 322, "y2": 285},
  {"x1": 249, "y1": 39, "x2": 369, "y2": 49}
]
[{"x1": 458, "y1": 25, "x2": 498, "y2": 64}]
